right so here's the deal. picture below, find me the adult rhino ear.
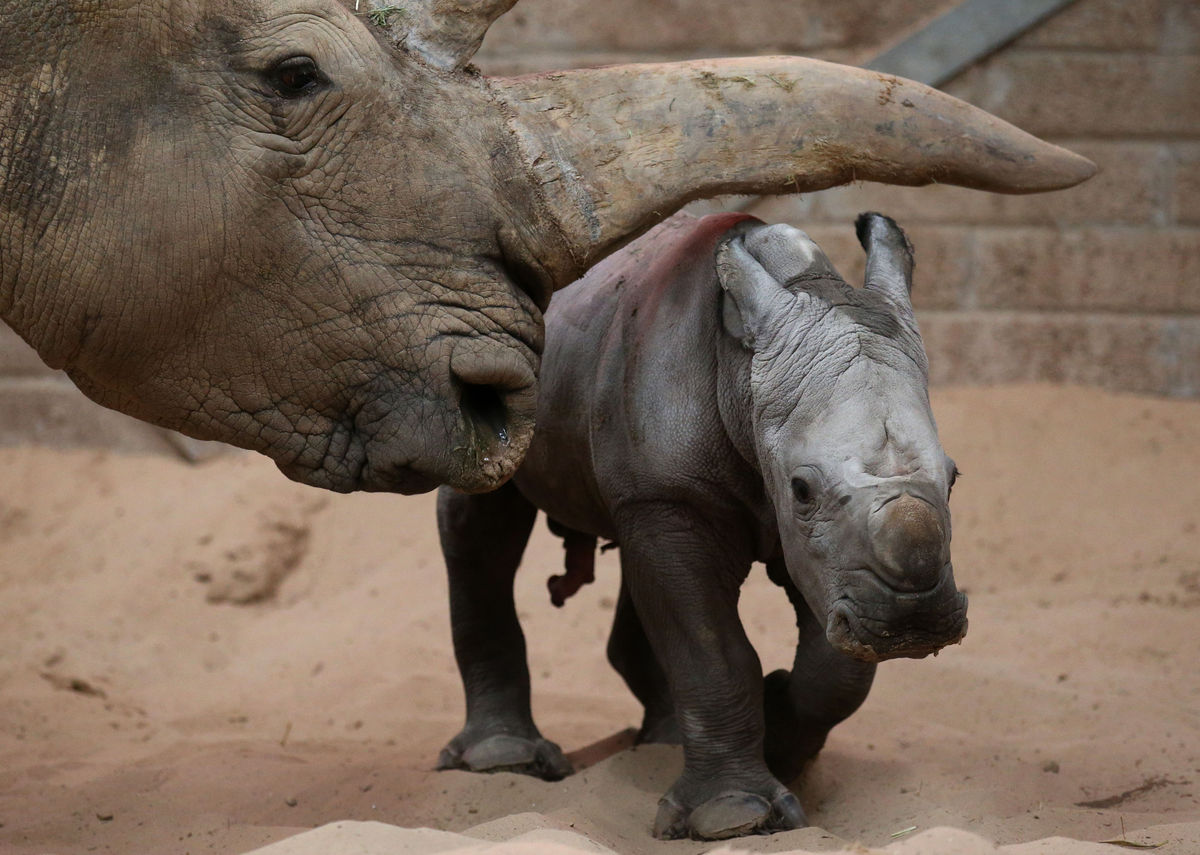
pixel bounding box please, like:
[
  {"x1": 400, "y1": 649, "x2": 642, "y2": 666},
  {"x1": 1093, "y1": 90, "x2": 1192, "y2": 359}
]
[
  {"x1": 856, "y1": 212, "x2": 915, "y2": 313},
  {"x1": 361, "y1": 0, "x2": 517, "y2": 71},
  {"x1": 716, "y1": 236, "x2": 796, "y2": 349}
]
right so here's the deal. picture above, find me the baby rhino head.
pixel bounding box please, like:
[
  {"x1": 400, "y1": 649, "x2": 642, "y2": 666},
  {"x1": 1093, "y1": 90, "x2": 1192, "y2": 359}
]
[{"x1": 716, "y1": 214, "x2": 967, "y2": 662}]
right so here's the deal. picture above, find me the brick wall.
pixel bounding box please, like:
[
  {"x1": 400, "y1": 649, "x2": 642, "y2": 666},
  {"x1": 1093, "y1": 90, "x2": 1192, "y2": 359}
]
[{"x1": 1, "y1": 0, "x2": 1195, "y2": 448}]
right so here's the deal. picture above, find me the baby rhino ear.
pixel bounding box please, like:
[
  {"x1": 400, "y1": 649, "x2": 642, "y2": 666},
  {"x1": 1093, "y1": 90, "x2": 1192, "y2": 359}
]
[
  {"x1": 715, "y1": 235, "x2": 795, "y2": 349},
  {"x1": 744, "y1": 223, "x2": 842, "y2": 284},
  {"x1": 857, "y1": 212, "x2": 915, "y2": 308}
]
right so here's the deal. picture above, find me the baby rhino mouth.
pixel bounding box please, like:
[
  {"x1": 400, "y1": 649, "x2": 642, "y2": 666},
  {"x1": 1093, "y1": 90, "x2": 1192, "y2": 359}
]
[{"x1": 826, "y1": 567, "x2": 968, "y2": 663}]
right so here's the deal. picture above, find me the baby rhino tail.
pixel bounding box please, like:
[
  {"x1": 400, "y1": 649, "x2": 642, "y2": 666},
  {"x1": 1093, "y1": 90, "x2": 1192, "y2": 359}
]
[{"x1": 546, "y1": 518, "x2": 599, "y2": 607}]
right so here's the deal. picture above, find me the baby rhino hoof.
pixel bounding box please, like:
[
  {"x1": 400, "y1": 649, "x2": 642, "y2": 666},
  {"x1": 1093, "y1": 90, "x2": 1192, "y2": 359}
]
[
  {"x1": 653, "y1": 788, "x2": 807, "y2": 840},
  {"x1": 437, "y1": 733, "x2": 573, "y2": 781}
]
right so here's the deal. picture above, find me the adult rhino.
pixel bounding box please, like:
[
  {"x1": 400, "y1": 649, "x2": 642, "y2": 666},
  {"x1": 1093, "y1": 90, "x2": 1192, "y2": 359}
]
[{"x1": 0, "y1": 0, "x2": 1094, "y2": 495}]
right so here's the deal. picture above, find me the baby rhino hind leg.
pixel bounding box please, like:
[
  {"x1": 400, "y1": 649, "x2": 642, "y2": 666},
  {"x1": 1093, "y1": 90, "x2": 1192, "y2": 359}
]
[
  {"x1": 762, "y1": 559, "x2": 876, "y2": 783},
  {"x1": 606, "y1": 579, "x2": 680, "y2": 744},
  {"x1": 436, "y1": 483, "x2": 572, "y2": 781}
]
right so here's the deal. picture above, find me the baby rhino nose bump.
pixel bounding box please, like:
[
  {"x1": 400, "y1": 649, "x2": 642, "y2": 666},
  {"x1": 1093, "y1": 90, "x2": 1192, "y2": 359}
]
[{"x1": 869, "y1": 494, "x2": 947, "y2": 592}]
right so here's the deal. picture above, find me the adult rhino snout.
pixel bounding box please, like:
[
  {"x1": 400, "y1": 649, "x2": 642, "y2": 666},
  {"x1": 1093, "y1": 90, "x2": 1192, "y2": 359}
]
[
  {"x1": 447, "y1": 342, "x2": 539, "y2": 493},
  {"x1": 296, "y1": 335, "x2": 540, "y2": 496},
  {"x1": 869, "y1": 493, "x2": 949, "y2": 593}
]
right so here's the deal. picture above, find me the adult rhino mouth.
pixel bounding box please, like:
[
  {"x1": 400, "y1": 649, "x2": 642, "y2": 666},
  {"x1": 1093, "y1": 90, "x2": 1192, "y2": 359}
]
[
  {"x1": 826, "y1": 566, "x2": 968, "y2": 663},
  {"x1": 357, "y1": 381, "x2": 536, "y2": 495},
  {"x1": 275, "y1": 338, "x2": 539, "y2": 495},
  {"x1": 277, "y1": 391, "x2": 535, "y2": 495},
  {"x1": 358, "y1": 463, "x2": 444, "y2": 495}
]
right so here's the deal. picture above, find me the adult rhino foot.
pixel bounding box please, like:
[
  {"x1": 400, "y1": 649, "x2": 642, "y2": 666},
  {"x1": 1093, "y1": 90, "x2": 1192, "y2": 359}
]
[
  {"x1": 763, "y1": 668, "x2": 828, "y2": 783},
  {"x1": 652, "y1": 780, "x2": 806, "y2": 840},
  {"x1": 437, "y1": 732, "x2": 573, "y2": 781}
]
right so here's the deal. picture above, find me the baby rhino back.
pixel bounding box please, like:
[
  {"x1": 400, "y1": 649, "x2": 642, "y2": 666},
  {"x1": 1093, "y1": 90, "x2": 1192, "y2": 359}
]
[{"x1": 514, "y1": 211, "x2": 759, "y2": 538}]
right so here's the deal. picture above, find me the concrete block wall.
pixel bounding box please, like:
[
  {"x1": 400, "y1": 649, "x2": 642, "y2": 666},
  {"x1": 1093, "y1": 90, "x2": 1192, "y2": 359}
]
[
  {"x1": 474, "y1": 0, "x2": 961, "y2": 71},
  {"x1": 1, "y1": 0, "x2": 1195, "y2": 449},
  {"x1": 478, "y1": 0, "x2": 1200, "y2": 398},
  {"x1": 0, "y1": 324, "x2": 196, "y2": 451}
]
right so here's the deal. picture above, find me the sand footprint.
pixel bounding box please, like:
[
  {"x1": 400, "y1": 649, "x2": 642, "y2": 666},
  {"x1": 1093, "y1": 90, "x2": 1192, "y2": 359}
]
[{"x1": 189, "y1": 497, "x2": 328, "y2": 605}]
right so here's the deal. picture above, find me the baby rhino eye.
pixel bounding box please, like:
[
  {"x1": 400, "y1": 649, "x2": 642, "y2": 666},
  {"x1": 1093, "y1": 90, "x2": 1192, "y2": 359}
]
[{"x1": 791, "y1": 476, "x2": 813, "y2": 505}]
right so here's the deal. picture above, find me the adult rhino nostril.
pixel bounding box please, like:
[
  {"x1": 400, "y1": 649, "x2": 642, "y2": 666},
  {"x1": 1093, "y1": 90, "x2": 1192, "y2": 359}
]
[
  {"x1": 451, "y1": 341, "x2": 535, "y2": 441},
  {"x1": 448, "y1": 345, "x2": 537, "y2": 479},
  {"x1": 459, "y1": 382, "x2": 510, "y2": 444}
]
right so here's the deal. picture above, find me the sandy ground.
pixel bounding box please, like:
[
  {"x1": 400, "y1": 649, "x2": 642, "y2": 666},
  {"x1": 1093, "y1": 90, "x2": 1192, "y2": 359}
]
[{"x1": 0, "y1": 384, "x2": 1198, "y2": 855}]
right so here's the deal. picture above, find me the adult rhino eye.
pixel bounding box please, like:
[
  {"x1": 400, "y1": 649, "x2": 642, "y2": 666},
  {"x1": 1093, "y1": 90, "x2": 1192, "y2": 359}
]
[
  {"x1": 791, "y1": 476, "x2": 813, "y2": 505},
  {"x1": 267, "y1": 56, "x2": 325, "y2": 98}
]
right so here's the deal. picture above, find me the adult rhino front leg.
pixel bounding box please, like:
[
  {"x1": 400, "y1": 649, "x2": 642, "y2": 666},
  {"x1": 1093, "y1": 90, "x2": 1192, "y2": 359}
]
[
  {"x1": 615, "y1": 503, "x2": 805, "y2": 840},
  {"x1": 762, "y1": 559, "x2": 876, "y2": 784},
  {"x1": 436, "y1": 483, "x2": 572, "y2": 780}
]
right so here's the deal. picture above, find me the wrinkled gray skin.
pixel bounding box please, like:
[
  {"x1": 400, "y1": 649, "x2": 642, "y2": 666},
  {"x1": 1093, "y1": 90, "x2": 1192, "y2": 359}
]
[
  {"x1": 437, "y1": 212, "x2": 966, "y2": 840},
  {"x1": 0, "y1": 0, "x2": 552, "y2": 494},
  {"x1": 0, "y1": 0, "x2": 1095, "y2": 495},
  {"x1": 0, "y1": 0, "x2": 540, "y2": 494}
]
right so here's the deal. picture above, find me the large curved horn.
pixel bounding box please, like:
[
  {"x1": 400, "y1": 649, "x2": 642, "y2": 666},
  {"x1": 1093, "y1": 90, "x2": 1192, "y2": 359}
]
[
  {"x1": 494, "y1": 57, "x2": 1096, "y2": 277},
  {"x1": 360, "y1": 0, "x2": 517, "y2": 71}
]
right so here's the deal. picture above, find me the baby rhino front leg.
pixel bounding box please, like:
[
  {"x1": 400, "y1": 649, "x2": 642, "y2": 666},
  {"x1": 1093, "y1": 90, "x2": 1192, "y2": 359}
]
[
  {"x1": 616, "y1": 504, "x2": 806, "y2": 840},
  {"x1": 762, "y1": 558, "x2": 876, "y2": 783}
]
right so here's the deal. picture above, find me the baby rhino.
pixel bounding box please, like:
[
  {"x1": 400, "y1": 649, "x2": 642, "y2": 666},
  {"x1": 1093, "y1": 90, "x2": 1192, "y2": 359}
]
[{"x1": 436, "y1": 211, "x2": 968, "y2": 840}]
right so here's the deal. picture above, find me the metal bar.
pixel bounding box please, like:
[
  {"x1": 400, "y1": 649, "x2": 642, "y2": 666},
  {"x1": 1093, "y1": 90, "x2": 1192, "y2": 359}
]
[{"x1": 864, "y1": 0, "x2": 1082, "y2": 88}]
